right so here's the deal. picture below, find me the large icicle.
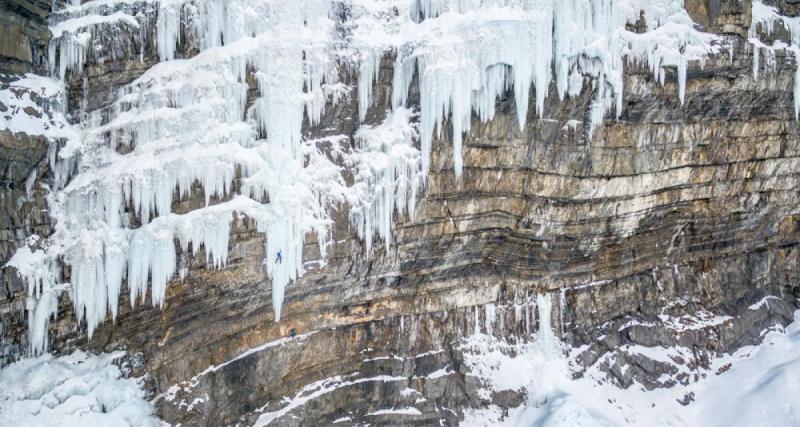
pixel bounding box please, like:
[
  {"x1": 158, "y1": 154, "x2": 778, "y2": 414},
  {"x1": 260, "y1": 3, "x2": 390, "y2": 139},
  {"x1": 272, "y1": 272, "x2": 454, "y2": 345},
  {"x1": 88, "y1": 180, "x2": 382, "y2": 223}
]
[
  {"x1": 535, "y1": 292, "x2": 561, "y2": 359},
  {"x1": 348, "y1": 107, "x2": 422, "y2": 253}
]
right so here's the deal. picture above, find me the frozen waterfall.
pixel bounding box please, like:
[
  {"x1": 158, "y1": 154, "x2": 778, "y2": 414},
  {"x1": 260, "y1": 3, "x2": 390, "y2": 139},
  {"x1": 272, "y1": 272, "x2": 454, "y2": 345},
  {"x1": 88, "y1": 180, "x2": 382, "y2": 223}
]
[{"x1": 6, "y1": 0, "x2": 721, "y2": 355}]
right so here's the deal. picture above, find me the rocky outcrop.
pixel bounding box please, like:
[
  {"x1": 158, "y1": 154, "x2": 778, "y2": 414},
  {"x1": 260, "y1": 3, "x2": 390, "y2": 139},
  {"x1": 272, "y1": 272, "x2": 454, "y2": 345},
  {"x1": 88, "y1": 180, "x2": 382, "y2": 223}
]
[
  {"x1": 685, "y1": 0, "x2": 753, "y2": 36},
  {"x1": 1, "y1": 0, "x2": 799, "y2": 425},
  {"x1": 0, "y1": 0, "x2": 55, "y2": 365},
  {"x1": 0, "y1": 0, "x2": 50, "y2": 74}
]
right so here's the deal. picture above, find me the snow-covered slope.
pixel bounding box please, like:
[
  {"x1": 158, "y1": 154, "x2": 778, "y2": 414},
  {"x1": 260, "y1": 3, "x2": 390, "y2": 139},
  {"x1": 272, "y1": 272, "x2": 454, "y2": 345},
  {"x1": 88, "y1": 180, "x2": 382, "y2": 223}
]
[
  {"x1": 462, "y1": 300, "x2": 800, "y2": 427},
  {"x1": 3, "y1": 299, "x2": 799, "y2": 426}
]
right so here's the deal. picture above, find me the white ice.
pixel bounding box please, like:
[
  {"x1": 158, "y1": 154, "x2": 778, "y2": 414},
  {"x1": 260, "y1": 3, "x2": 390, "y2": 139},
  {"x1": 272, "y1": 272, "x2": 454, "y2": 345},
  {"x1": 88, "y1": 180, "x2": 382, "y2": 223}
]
[{"x1": 347, "y1": 107, "x2": 421, "y2": 253}]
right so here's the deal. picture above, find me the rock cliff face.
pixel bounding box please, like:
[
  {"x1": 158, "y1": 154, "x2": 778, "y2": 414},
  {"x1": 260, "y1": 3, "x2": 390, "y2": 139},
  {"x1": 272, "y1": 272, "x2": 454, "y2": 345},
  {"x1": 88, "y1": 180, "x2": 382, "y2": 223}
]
[
  {"x1": 0, "y1": 1, "x2": 50, "y2": 74},
  {"x1": 0, "y1": 0, "x2": 54, "y2": 367},
  {"x1": 1, "y1": 0, "x2": 799, "y2": 425}
]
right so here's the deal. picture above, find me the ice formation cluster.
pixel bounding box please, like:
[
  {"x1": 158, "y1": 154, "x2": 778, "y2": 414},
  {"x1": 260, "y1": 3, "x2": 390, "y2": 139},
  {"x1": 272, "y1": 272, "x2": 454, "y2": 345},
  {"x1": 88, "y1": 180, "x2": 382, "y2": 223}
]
[{"x1": 6, "y1": 0, "x2": 724, "y2": 355}]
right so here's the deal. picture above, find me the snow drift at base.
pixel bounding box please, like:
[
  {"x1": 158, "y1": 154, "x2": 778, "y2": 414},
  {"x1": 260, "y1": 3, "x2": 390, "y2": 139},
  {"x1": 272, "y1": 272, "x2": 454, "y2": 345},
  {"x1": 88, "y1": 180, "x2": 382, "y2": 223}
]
[{"x1": 0, "y1": 351, "x2": 164, "y2": 427}]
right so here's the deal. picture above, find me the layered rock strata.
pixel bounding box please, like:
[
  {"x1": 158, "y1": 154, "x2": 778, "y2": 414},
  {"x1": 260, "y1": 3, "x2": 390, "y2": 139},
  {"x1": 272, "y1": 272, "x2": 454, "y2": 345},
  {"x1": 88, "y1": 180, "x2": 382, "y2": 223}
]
[{"x1": 1, "y1": 0, "x2": 799, "y2": 425}]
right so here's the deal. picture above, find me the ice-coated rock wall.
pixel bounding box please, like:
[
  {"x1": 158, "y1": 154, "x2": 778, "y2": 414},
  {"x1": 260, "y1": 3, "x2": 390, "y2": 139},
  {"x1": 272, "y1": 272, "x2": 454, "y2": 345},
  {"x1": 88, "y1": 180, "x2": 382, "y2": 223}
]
[
  {"x1": 1, "y1": 0, "x2": 800, "y2": 425},
  {"x1": 9, "y1": 0, "x2": 724, "y2": 357}
]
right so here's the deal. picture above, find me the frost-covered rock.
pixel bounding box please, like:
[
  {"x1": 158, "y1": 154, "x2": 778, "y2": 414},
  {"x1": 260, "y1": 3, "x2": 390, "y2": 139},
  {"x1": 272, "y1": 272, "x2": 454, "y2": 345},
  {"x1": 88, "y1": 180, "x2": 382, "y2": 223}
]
[{"x1": 0, "y1": 74, "x2": 75, "y2": 144}]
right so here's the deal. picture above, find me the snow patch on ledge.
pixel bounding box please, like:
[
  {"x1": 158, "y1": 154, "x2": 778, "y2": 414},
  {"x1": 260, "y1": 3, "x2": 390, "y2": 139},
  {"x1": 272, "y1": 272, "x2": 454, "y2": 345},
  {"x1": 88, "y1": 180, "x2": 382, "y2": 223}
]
[
  {"x1": 367, "y1": 406, "x2": 423, "y2": 416},
  {"x1": 253, "y1": 374, "x2": 409, "y2": 426},
  {"x1": 749, "y1": 295, "x2": 783, "y2": 311},
  {"x1": 159, "y1": 330, "x2": 319, "y2": 406},
  {"x1": 0, "y1": 74, "x2": 76, "y2": 142}
]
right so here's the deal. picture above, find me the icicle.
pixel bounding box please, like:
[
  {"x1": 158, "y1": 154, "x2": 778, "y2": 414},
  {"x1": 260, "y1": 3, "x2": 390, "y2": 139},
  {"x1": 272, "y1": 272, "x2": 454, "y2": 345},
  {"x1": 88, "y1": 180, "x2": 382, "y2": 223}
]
[
  {"x1": 484, "y1": 303, "x2": 496, "y2": 336},
  {"x1": 265, "y1": 216, "x2": 306, "y2": 322},
  {"x1": 8, "y1": 244, "x2": 62, "y2": 356},
  {"x1": 678, "y1": 58, "x2": 687, "y2": 104},
  {"x1": 559, "y1": 287, "x2": 567, "y2": 337},
  {"x1": 25, "y1": 169, "x2": 37, "y2": 198},
  {"x1": 753, "y1": 44, "x2": 761, "y2": 81},
  {"x1": 474, "y1": 305, "x2": 480, "y2": 335},
  {"x1": 52, "y1": 33, "x2": 89, "y2": 80},
  {"x1": 358, "y1": 50, "x2": 381, "y2": 122},
  {"x1": 525, "y1": 290, "x2": 531, "y2": 336},
  {"x1": 49, "y1": 9, "x2": 144, "y2": 80},
  {"x1": 27, "y1": 290, "x2": 59, "y2": 356},
  {"x1": 749, "y1": 1, "x2": 800, "y2": 120},
  {"x1": 157, "y1": 3, "x2": 181, "y2": 61},
  {"x1": 794, "y1": 64, "x2": 800, "y2": 120},
  {"x1": 536, "y1": 293, "x2": 560, "y2": 358},
  {"x1": 349, "y1": 108, "x2": 421, "y2": 252},
  {"x1": 412, "y1": 0, "x2": 448, "y2": 21}
]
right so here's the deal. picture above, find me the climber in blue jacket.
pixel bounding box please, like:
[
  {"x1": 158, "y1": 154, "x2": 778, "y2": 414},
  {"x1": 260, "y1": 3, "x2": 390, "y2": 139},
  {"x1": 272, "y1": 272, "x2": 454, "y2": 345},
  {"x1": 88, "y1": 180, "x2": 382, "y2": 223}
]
[{"x1": 276, "y1": 250, "x2": 282, "y2": 264}]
